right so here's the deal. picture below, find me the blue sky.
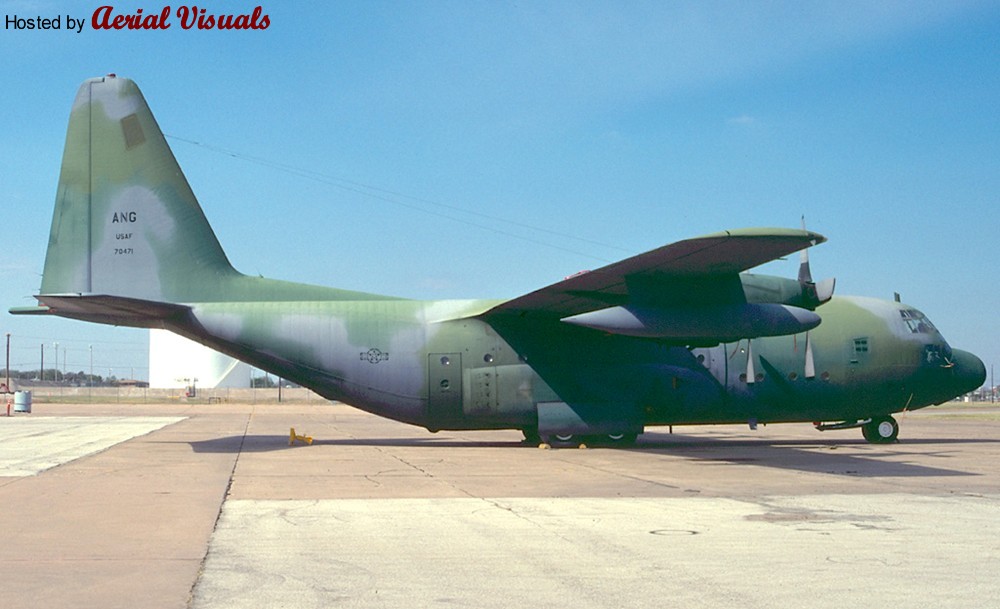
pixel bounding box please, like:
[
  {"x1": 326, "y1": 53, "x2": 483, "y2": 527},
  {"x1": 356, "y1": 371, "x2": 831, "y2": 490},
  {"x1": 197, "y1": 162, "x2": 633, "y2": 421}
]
[{"x1": 1, "y1": 1, "x2": 997, "y2": 383}]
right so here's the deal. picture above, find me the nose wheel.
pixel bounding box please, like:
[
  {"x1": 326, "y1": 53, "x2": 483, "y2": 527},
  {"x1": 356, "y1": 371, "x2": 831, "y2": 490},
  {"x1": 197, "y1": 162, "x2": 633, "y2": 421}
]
[{"x1": 862, "y1": 415, "x2": 899, "y2": 443}]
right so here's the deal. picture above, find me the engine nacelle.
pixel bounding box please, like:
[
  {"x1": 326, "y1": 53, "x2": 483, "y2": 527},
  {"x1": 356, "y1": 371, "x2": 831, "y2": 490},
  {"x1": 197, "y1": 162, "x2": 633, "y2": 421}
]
[{"x1": 561, "y1": 303, "x2": 820, "y2": 342}]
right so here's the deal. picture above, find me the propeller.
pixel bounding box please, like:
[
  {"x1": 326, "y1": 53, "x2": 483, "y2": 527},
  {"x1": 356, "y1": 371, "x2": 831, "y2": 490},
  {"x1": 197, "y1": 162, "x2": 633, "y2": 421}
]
[
  {"x1": 798, "y1": 216, "x2": 836, "y2": 308},
  {"x1": 798, "y1": 217, "x2": 835, "y2": 378},
  {"x1": 804, "y1": 331, "x2": 816, "y2": 379}
]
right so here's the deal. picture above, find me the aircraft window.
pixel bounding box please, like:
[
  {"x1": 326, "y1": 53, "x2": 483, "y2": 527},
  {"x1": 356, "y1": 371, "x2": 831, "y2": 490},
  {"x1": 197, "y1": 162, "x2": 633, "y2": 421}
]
[
  {"x1": 483, "y1": 354, "x2": 494, "y2": 363},
  {"x1": 854, "y1": 338, "x2": 869, "y2": 353},
  {"x1": 900, "y1": 309, "x2": 937, "y2": 334},
  {"x1": 440, "y1": 380, "x2": 450, "y2": 390},
  {"x1": 924, "y1": 344, "x2": 947, "y2": 365},
  {"x1": 440, "y1": 356, "x2": 450, "y2": 366}
]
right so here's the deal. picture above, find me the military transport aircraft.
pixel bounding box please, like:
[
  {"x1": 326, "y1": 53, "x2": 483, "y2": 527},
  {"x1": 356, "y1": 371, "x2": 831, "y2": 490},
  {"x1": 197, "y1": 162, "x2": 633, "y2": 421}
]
[{"x1": 10, "y1": 76, "x2": 986, "y2": 446}]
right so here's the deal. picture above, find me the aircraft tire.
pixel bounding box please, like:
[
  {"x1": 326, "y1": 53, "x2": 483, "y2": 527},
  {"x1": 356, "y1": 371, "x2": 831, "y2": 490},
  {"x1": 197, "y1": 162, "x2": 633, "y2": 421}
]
[
  {"x1": 544, "y1": 433, "x2": 579, "y2": 447},
  {"x1": 604, "y1": 432, "x2": 639, "y2": 446},
  {"x1": 522, "y1": 428, "x2": 541, "y2": 445},
  {"x1": 540, "y1": 433, "x2": 638, "y2": 447},
  {"x1": 862, "y1": 416, "x2": 899, "y2": 444}
]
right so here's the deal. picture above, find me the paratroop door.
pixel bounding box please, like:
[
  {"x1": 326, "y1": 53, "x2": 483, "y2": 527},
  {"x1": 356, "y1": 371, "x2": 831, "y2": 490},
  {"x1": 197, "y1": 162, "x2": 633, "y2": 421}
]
[{"x1": 428, "y1": 353, "x2": 462, "y2": 429}]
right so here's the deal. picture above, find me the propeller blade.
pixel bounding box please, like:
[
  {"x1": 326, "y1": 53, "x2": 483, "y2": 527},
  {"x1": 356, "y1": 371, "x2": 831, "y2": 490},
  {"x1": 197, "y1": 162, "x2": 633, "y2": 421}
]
[
  {"x1": 815, "y1": 277, "x2": 835, "y2": 304},
  {"x1": 798, "y1": 216, "x2": 813, "y2": 284},
  {"x1": 804, "y1": 331, "x2": 816, "y2": 379},
  {"x1": 798, "y1": 216, "x2": 835, "y2": 307}
]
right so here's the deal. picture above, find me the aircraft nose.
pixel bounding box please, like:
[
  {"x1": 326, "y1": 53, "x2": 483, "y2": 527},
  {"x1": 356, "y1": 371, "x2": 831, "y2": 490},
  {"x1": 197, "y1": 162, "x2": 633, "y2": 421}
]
[{"x1": 951, "y1": 349, "x2": 986, "y2": 395}]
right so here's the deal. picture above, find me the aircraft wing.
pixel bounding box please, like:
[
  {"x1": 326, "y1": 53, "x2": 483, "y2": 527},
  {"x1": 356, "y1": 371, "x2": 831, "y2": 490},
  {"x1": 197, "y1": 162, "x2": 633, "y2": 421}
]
[{"x1": 486, "y1": 228, "x2": 824, "y2": 317}]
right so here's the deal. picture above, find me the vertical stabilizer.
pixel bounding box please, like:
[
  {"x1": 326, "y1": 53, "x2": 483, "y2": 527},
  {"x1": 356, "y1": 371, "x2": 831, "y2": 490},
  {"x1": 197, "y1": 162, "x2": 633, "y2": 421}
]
[{"x1": 40, "y1": 75, "x2": 237, "y2": 303}]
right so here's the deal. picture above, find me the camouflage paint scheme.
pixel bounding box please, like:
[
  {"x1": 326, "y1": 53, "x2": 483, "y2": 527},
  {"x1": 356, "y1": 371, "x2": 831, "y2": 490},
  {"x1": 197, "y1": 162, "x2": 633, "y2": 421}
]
[{"x1": 11, "y1": 76, "x2": 986, "y2": 445}]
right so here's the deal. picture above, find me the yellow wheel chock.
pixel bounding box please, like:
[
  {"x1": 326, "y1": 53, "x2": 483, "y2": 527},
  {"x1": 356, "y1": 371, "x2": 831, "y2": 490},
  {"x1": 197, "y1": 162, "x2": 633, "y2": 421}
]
[{"x1": 289, "y1": 427, "x2": 313, "y2": 446}]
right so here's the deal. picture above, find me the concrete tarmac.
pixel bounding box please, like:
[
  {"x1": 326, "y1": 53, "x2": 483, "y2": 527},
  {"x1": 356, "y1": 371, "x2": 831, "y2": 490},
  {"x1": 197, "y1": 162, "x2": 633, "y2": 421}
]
[{"x1": 1, "y1": 402, "x2": 998, "y2": 609}]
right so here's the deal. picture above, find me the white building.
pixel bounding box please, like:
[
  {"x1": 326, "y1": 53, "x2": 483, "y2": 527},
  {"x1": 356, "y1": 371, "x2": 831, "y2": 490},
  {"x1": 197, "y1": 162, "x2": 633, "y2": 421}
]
[{"x1": 149, "y1": 330, "x2": 251, "y2": 389}]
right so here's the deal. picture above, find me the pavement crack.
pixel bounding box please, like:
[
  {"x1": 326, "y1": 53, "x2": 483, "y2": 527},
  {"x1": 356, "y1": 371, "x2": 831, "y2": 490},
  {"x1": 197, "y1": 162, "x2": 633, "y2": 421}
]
[
  {"x1": 185, "y1": 406, "x2": 254, "y2": 609},
  {"x1": 475, "y1": 497, "x2": 578, "y2": 544},
  {"x1": 557, "y1": 457, "x2": 683, "y2": 491}
]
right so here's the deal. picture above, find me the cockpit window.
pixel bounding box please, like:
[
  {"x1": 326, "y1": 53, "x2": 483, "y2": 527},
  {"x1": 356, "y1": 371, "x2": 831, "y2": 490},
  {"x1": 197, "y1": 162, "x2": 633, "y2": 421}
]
[
  {"x1": 924, "y1": 344, "x2": 941, "y2": 364},
  {"x1": 923, "y1": 343, "x2": 953, "y2": 366},
  {"x1": 900, "y1": 309, "x2": 937, "y2": 334}
]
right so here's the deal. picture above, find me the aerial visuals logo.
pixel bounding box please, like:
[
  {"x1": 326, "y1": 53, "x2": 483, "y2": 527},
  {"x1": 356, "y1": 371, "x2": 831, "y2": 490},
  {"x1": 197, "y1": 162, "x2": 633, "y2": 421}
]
[
  {"x1": 91, "y1": 5, "x2": 270, "y2": 30},
  {"x1": 5, "y1": 4, "x2": 271, "y2": 33}
]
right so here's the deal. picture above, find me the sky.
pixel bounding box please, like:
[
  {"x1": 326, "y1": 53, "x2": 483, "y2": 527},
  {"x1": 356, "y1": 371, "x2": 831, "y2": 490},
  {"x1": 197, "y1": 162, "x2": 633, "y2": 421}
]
[{"x1": 0, "y1": 0, "x2": 997, "y2": 384}]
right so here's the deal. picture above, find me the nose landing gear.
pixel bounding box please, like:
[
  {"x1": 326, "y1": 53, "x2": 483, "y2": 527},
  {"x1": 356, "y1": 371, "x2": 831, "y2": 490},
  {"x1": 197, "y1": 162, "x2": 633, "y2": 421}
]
[
  {"x1": 861, "y1": 415, "x2": 899, "y2": 444},
  {"x1": 814, "y1": 415, "x2": 900, "y2": 443}
]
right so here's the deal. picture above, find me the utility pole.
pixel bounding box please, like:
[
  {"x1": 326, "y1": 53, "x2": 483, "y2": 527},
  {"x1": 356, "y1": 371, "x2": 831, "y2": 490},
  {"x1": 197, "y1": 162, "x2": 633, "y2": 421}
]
[
  {"x1": 40, "y1": 344, "x2": 44, "y2": 382},
  {"x1": 89, "y1": 345, "x2": 94, "y2": 398},
  {"x1": 54, "y1": 342, "x2": 58, "y2": 382},
  {"x1": 5, "y1": 333, "x2": 10, "y2": 392}
]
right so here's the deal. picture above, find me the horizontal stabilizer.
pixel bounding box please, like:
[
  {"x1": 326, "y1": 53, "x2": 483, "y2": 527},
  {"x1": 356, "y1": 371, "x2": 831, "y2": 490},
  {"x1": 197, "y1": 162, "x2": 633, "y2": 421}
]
[
  {"x1": 9, "y1": 305, "x2": 52, "y2": 316},
  {"x1": 19, "y1": 294, "x2": 192, "y2": 329}
]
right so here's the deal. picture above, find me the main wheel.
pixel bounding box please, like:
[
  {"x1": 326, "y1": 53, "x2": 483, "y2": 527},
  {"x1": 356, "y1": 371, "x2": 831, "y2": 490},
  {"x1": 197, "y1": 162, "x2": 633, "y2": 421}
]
[
  {"x1": 543, "y1": 433, "x2": 579, "y2": 447},
  {"x1": 521, "y1": 427, "x2": 541, "y2": 445},
  {"x1": 862, "y1": 416, "x2": 898, "y2": 444},
  {"x1": 604, "y1": 432, "x2": 638, "y2": 446}
]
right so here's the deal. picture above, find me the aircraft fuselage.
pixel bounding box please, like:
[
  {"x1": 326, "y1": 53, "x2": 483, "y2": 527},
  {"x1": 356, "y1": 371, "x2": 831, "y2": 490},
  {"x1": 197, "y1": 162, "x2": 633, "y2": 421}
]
[{"x1": 164, "y1": 291, "x2": 982, "y2": 440}]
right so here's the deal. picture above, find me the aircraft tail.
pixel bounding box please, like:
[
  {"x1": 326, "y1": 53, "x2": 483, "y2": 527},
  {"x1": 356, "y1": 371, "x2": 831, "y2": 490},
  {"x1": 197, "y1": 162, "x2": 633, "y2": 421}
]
[
  {"x1": 11, "y1": 75, "x2": 403, "y2": 323},
  {"x1": 37, "y1": 75, "x2": 239, "y2": 304}
]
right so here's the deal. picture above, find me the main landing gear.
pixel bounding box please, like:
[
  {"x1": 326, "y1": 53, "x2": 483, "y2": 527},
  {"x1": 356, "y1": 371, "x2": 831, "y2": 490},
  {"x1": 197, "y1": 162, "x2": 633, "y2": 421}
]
[{"x1": 521, "y1": 428, "x2": 639, "y2": 447}]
